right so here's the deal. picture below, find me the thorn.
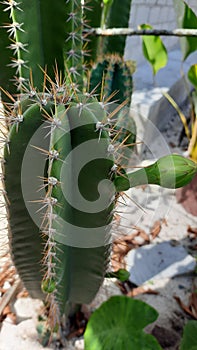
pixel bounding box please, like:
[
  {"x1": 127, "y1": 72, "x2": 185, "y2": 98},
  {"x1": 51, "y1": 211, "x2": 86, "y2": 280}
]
[
  {"x1": 8, "y1": 40, "x2": 28, "y2": 55},
  {"x1": 3, "y1": 21, "x2": 24, "y2": 37},
  {"x1": 69, "y1": 67, "x2": 80, "y2": 80},
  {"x1": 1, "y1": 0, "x2": 22, "y2": 13},
  {"x1": 107, "y1": 144, "x2": 116, "y2": 155},
  {"x1": 8, "y1": 58, "x2": 28, "y2": 74}
]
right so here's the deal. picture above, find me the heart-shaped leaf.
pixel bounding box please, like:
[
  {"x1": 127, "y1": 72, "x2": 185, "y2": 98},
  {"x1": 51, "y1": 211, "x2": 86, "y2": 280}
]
[
  {"x1": 180, "y1": 321, "x2": 197, "y2": 350},
  {"x1": 84, "y1": 296, "x2": 161, "y2": 350}
]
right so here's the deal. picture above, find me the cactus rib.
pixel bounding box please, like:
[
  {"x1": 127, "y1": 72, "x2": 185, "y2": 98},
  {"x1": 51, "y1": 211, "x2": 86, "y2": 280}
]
[
  {"x1": 3, "y1": 101, "x2": 55, "y2": 298},
  {"x1": 7, "y1": 0, "x2": 67, "y2": 90}
]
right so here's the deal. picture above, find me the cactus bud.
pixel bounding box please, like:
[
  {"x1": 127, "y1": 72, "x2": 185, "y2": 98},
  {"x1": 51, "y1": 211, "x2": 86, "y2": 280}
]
[{"x1": 114, "y1": 154, "x2": 197, "y2": 192}]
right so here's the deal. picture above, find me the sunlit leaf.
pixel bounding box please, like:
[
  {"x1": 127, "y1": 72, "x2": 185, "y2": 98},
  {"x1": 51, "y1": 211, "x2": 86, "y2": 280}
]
[
  {"x1": 105, "y1": 269, "x2": 130, "y2": 282},
  {"x1": 140, "y1": 24, "x2": 168, "y2": 75},
  {"x1": 84, "y1": 296, "x2": 162, "y2": 350},
  {"x1": 188, "y1": 64, "x2": 197, "y2": 90},
  {"x1": 173, "y1": 0, "x2": 197, "y2": 60}
]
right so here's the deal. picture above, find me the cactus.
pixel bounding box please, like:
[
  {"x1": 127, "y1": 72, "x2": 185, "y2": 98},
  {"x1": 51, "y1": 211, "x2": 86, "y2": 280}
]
[
  {"x1": 83, "y1": 0, "x2": 103, "y2": 64},
  {"x1": 1, "y1": 0, "x2": 197, "y2": 338},
  {"x1": 84, "y1": 0, "x2": 133, "y2": 62},
  {"x1": 114, "y1": 154, "x2": 197, "y2": 192},
  {"x1": 89, "y1": 54, "x2": 136, "y2": 166},
  {"x1": 102, "y1": 0, "x2": 132, "y2": 56},
  {"x1": 89, "y1": 54, "x2": 135, "y2": 105}
]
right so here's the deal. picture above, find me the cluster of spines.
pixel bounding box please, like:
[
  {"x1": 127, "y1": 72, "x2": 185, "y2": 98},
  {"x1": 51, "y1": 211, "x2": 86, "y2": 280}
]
[
  {"x1": 2, "y1": 66, "x2": 136, "y2": 333},
  {"x1": 2, "y1": 0, "x2": 92, "y2": 92},
  {"x1": 64, "y1": 0, "x2": 94, "y2": 88},
  {"x1": 2, "y1": 0, "x2": 28, "y2": 90},
  {"x1": 89, "y1": 54, "x2": 135, "y2": 105}
]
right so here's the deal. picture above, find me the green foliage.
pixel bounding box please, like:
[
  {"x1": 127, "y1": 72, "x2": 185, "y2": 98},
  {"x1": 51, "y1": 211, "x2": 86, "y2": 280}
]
[
  {"x1": 84, "y1": 296, "x2": 162, "y2": 350},
  {"x1": 187, "y1": 64, "x2": 197, "y2": 161},
  {"x1": 188, "y1": 64, "x2": 197, "y2": 90},
  {"x1": 140, "y1": 24, "x2": 168, "y2": 75},
  {"x1": 173, "y1": 0, "x2": 197, "y2": 60},
  {"x1": 105, "y1": 269, "x2": 130, "y2": 282},
  {"x1": 180, "y1": 321, "x2": 197, "y2": 350}
]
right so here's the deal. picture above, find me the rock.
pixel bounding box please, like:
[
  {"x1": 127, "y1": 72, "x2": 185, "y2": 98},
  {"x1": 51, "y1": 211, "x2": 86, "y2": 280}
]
[
  {"x1": 0, "y1": 319, "x2": 52, "y2": 350},
  {"x1": 126, "y1": 241, "x2": 196, "y2": 286},
  {"x1": 151, "y1": 325, "x2": 180, "y2": 349},
  {"x1": 13, "y1": 297, "x2": 43, "y2": 323},
  {"x1": 75, "y1": 339, "x2": 84, "y2": 350},
  {"x1": 3, "y1": 281, "x2": 11, "y2": 290}
]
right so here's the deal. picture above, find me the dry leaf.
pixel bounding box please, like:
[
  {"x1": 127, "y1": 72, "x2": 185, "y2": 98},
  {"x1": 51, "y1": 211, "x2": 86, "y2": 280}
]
[
  {"x1": 127, "y1": 286, "x2": 159, "y2": 297},
  {"x1": 111, "y1": 228, "x2": 151, "y2": 271},
  {"x1": 174, "y1": 287, "x2": 197, "y2": 320},
  {"x1": 189, "y1": 288, "x2": 197, "y2": 319},
  {"x1": 187, "y1": 226, "x2": 197, "y2": 235},
  {"x1": 187, "y1": 225, "x2": 197, "y2": 239},
  {"x1": 150, "y1": 220, "x2": 162, "y2": 239}
]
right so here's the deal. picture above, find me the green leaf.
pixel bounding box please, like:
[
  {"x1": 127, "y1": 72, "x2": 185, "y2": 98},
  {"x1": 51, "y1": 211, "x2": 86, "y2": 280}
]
[
  {"x1": 173, "y1": 0, "x2": 197, "y2": 61},
  {"x1": 180, "y1": 321, "x2": 197, "y2": 350},
  {"x1": 140, "y1": 24, "x2": 168, "y2": 75},
  {"x1": 103, "y1": 0, "x2": 113, "y2": 4},
  {"x1": 84, "y1": 296, "x2": 161, "y2": 350},
  {"x1": 188, "y1": 64, "x2": 197, "y2": 90},
  {"x1": 105, "y1": 269, "x2": 130, "y2": 282}
]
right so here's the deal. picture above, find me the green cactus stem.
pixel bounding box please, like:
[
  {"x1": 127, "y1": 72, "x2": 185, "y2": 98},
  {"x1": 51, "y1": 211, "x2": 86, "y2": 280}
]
[
  {"x1": 114, "y1": 154, "x2": 197, "y2": 192},
  {"x1": 103, "y1": 0, "x2": 132, "y2": 56},
  {"x1": 3, "y1": 86, "x2": 118, "y2": 324},
  {"x1": 3, "y1": 100, "x2": 55, "y2": 298},
  {"x1": 89, "y1": 54, "x2": 136, "y2": 166},
  {"x1": 0, "y1": 3, "x2": 18, "y2": 104},
  {"x1": 5, "y1": 0, "x2": 67, "y2": 90},
  {"x1": 89, "y1": 54, "x2": 135, "y2": 104},
  {"x1": 83, "y1": 0, "x2": 103, "y2": 65},
  {"x1": 64, "y1": 0, "x2": 84, "y2": 88}
]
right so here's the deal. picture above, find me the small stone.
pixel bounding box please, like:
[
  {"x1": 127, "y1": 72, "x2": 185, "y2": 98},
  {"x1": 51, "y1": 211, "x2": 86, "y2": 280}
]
[
  {"x1": 75, "y1": 339, "x2": 84, "y2": 350},
  {"x1": 3, "y1": 281, "x2": 11, "y2": 290},
  {"x1": 14, "y1": 297, "x2": 43, "y2": 323}
]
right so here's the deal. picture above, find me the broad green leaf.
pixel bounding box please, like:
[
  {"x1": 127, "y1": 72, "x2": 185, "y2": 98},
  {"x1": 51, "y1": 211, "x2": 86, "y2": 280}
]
[
  {"x1": 188, "y1": 64, "x2": 197, "y2": 90},
  {"x1": 140, "y1": 24, "x2": 168, "y2": 75},
  {"x1": 180, "y1": 321, "x2": 197, "y2": 350},
  {"x1": 84, "y1": 296, "x2": 162, "y2": 350},
  {"x1": 173, "y1": 0, "x2": 197, "y2": 60}
]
